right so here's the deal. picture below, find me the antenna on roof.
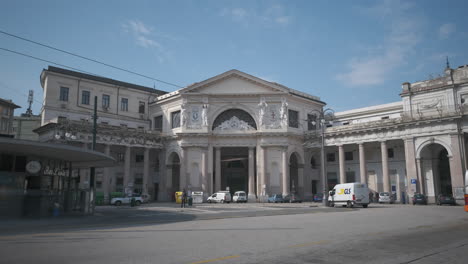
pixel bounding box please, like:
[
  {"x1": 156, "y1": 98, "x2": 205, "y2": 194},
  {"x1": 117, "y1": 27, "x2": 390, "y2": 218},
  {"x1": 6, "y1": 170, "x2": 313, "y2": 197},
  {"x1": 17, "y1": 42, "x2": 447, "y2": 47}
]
[
  {"x1": 446, "y1": 56, "x2": 450, "y2": 69},
  {"x1": 25, "y1": 90, "x2": 33, "y2": 116}
]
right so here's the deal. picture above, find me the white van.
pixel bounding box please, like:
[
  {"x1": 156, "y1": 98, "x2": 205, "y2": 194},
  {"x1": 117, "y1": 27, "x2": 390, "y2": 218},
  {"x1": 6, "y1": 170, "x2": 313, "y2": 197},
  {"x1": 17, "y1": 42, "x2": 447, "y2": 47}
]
[
  {"x1": 328, "y1": 183, "x2": 369, "y2": 208},
  {"x1": 207, "y1": 191, "x2": 231, "y2": 203}
]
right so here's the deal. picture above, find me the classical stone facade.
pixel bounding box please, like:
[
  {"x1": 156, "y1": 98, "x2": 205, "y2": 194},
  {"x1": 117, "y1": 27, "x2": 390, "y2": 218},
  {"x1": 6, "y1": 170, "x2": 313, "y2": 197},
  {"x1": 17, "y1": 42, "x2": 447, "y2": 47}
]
[{"x1": 37, "y1": 64, "x2": 468, "y2": 203}]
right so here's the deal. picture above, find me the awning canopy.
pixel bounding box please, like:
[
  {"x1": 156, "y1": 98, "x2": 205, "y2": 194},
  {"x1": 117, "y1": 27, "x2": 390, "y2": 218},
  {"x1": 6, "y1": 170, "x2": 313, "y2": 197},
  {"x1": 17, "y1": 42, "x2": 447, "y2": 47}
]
[{"x1": 0, "y1": 137, "x2": 116, "y2": 168}]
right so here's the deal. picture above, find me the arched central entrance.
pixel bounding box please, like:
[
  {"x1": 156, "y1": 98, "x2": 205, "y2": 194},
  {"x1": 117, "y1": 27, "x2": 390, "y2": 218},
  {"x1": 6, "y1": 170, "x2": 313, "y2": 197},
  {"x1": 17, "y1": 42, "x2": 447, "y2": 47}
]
[
  {"x1": 419, "y1": 143, "x2": 453, "y2": 203},
  {"x1": 221, "y1": 147, "x2": 249, "y2": 194}
]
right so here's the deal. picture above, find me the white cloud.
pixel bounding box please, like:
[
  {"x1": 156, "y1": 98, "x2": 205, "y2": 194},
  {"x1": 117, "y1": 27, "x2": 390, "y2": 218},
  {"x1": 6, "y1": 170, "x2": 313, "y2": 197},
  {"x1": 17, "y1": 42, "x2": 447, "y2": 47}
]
[
  {"x1": 336, "y1": 1, "x2": 422, "y2": 86},
  {"x1": 122, "y1": 19, "x2": 164, "y2": 49},
  {"x1": 438, "y1": 23, "x2": 456, "y2": 39},
  {"x1": 220, "y1": 5, "x2": 291, "y2": 26}
]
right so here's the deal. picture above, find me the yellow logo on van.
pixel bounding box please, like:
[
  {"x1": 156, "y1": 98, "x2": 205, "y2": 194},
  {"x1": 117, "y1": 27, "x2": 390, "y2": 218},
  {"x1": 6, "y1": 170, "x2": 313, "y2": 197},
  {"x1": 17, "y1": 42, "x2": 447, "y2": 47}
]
[{"x1": 337, "y1": 188, "x2": 351, "y2": 195}]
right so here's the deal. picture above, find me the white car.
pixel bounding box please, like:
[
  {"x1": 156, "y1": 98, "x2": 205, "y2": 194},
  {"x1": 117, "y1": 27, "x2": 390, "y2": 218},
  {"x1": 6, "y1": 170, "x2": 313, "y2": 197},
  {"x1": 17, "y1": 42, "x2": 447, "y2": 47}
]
[
  {"x1": 378, "y1": 192, "x2": 395, "y2": 204},
  {"x1": 233, "y1": 191, "x2": 247, "y2": 203},
  {"x1": 207, "y1": 191, "x2": 231, "y2": 203},
  {"x1": 110, "y1": 195, "x2": 144, "y2": 206}
]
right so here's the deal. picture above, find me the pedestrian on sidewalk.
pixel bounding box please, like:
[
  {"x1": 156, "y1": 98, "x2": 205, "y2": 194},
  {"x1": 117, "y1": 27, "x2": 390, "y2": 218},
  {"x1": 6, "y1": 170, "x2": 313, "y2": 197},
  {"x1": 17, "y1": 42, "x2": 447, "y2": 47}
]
[{"x1": 181, "y1": 189, "x2": 187, "y2": 208}]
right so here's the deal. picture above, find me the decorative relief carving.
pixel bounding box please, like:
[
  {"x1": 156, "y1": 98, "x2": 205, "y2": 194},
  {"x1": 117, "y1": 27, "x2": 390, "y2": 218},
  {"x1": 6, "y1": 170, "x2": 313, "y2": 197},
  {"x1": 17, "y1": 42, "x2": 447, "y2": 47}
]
[
  {"x1": 187, "y1": 105, "x2": 202, "y2": 129},
  {"x1": 202, "y1": 104, "x2": 209, "y2": 127},
  {"x1": 280, "y1": 97, "x2": 288, "y2": 128},
  {"x1": 264, "y1": 105, "x2": 282, "y2": 129},
  {"x1": 258, "y1": 97, "x2": 268, "y2": 127},
  {"x1": 214, "y1": 116, "x2": 256, "y2": 131}
]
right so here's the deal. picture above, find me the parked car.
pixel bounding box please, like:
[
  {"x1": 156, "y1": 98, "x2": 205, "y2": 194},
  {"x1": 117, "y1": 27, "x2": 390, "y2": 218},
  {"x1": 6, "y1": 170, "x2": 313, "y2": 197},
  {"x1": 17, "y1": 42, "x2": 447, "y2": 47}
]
[
  {"x1": 378, "y1": 192, "x2": 395, "y2": 204},
  {"x1": 207, "y1": 191, "x2": 231, "y2": 203},
  {"x1": 313, "y1": 193, "x2": 324, "y2": 202},
  {"x1": 268, "y1": 194, "x2": 284, "y2": 203},
  {"x1": 437, "y1": 194, "x2": 456, "y2": 206},
  {"x1": 110, "y1": 195, "x2": 144, "y2": 206},
  {"x1": 141, "y1": 194, "x2": 151, "y2": 203},
  {"x1": 233, "y1": 191, "x2": 247, "y2": 203},
  {"x1": 283, "y1": 194, "x2": 302, "y2": 203},
  {"x1": 412, "y1": 193, "x2": 427, "y2": 205}
]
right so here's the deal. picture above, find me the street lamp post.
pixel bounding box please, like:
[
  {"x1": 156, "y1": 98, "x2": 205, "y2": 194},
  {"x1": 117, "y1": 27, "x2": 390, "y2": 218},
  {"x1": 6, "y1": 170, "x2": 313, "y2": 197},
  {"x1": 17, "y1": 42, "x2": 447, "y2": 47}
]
[
  {"x1": 309, "y1": 108, "x2": 334, "y2": 207},
  {"x1": 89, "y1": 96, "x2": 98, "y2": 214}
]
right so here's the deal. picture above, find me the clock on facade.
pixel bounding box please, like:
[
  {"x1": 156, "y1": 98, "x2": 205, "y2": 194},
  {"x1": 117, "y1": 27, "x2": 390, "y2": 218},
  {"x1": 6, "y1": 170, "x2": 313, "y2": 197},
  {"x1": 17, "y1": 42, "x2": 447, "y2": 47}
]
[{"x1": 26, "y1": 160, "x2": 42, "y2": 174}]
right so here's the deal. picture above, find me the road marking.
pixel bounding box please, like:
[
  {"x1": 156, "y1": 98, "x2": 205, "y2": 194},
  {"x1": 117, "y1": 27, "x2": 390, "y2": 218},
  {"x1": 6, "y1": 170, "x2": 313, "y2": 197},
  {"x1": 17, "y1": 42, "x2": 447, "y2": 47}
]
[
  {"x1": 288, "y1": 240, "x2": 331, "y2": 248},
  {"x1": 190, "y1": 255, "x2": 240, "y2": 264}
]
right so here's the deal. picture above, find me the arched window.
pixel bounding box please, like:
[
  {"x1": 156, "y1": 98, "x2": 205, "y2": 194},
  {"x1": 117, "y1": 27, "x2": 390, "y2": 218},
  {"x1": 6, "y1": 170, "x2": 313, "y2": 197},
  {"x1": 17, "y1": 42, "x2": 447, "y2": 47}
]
[
  {"x1": 310, "y1": 156, "x2": 316, "y2": 169},
  {"x1": 212, "y1": 109, "x2": 257, "y2": 130}
]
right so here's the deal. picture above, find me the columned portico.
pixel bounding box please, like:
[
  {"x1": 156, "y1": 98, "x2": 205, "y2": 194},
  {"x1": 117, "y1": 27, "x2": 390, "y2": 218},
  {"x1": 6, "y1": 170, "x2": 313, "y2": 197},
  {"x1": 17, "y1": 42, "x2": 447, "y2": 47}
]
[
  {"x1": 381, "y1": 141, "x2": 390, "y2": 193},
  {"x1": 358, "y1": 143, "x2": 367, "y2": 184},
  {"x1": 338, "y1": 145, "x2": 345, "y2": 184},
  {"x1": 201, "y1": 147, "x2": 208, "y2": 194}
]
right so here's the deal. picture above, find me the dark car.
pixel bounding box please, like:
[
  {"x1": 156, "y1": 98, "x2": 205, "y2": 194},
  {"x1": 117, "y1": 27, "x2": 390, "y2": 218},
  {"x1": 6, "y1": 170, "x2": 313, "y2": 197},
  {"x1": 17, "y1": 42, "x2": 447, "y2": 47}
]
[
  {"x1": 412, "y1": 193, "x2": 427, "y2": 205},
  {"x1": 283, "y1": 194, "x2": 302, "y2": 203},
  {"x1": 313, "y1": 193, "x2": 323, "y2": 202},
  {"x1": 268, "y1": 194, "x2": 284, "y2": 203},
  {"x1": 437, "y1": 194, "x2": 456, "y2": 206}
]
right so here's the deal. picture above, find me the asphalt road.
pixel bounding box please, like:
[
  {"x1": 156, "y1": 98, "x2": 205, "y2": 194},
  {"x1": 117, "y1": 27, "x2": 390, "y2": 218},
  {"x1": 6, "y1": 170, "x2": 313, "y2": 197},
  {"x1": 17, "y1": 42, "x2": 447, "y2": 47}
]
[{"x1": 1, "y1": 203, "x2": 467, "y2": 264}]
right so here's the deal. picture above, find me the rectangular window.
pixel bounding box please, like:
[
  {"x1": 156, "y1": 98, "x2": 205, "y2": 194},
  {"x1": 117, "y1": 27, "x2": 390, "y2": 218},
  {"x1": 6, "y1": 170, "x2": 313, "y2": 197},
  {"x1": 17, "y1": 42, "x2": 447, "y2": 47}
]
[
  {"x1": 117, "y1": 153, "x2": 124, "y2": 162},
  {"x1": 59, "y1": 87, "x2": 69, "y2": 101},
  {"x1": 101, "y1": 121, "x2": 108, "y2": 125},
  {"x1": 81, "y1": 90, "x2": 90, "y2": 105},
  {"x1": 121, "y1": 98, "x2": 128, "y2": 111},
  {"x1": 134, "y1": 177, "x2": 143, "y2": 185},
  {"x1": 327, "y1": 153, "x2": 335, "y2": 162},
  {"x1": 2, "y1": 108, "x2": 9, "y2": 116},
  {"x1": 381, "y1": 116, "x2": 389, "y2": 120},
  {"x1": 388, "y1": 148, "x2": 394, "y2": 158},
  {"x1": 288, "y1": 109, "x2": 299, "y2": 128},
  {"x1": 307, "y1": 114, "x2": 317, "y2": 131},
  {"x1": 345, "y1": 151, "x2": 353, "y2": 161},
  {"x1": 154, "y1": 115, "x2": 163, "y2": 131},
  {"x1": 139, "y1": 101, "x2": 145, "y2": 114},
  {"x1": 135, "y1": 154, "x2": 144, "y2": 163},
  {"x1": 116, "y1": 178, "x2": 123, "y2": 185},
  {"x1": 171, "y1": 110, "x2": 181, "y2": 128},
  {"x1": 96, "y1": 181, "x2": 102, "y2": 189},
  {"x1": 102, "y1": 94, "x2": 110, "y2": 108},
  {"x1": 58, "y1": 116, "x2": 67, "y2": 123}
]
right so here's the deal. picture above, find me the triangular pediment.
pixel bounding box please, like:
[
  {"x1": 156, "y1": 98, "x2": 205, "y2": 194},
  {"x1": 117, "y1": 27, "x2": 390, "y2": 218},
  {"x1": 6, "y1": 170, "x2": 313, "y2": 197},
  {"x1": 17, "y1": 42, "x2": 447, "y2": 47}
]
[{"x1": 180, "y1": 70, "x2": 289, "y2": 95}]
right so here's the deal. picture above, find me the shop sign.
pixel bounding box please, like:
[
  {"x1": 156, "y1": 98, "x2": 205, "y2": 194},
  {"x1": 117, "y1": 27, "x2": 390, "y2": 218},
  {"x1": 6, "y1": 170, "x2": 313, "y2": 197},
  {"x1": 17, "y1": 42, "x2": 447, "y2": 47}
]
[{"x1": 43, "y1": 166, "x2": 67, "y2": 177}]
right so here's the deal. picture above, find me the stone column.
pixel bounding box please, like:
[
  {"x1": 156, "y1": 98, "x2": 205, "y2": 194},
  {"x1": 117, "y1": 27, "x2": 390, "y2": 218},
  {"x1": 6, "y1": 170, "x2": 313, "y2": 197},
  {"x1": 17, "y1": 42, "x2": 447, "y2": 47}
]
[
  {"x1": 208, "y1": 145, "x2": 214, "y2": 195},
  {"x1": 449, "y1": 133, "x2": 465, "y2": 201},
  {"x1": 282, "y1": 147, "x2": 289, "y2": 196},
  {"x1": 142, "y1": 147, "x2": 150, "y2": 195},
  {"x1": 381, "y1": 141, "x2": 390, "y2": 192},
  {"x1": 215, "y1": 147, "x2": 221, "y2": 192},
  {"x1": 404, "y1": 138, "x2": 418, "y2": 198},
  {"x1": 248, "y1": 147, "x2": 256, "y2": 202},
  {"x1": 103, "y1": 144, "x2": 111, "y2": 203},
  {"x1": 338, "y1": 145, "x2": 346, "y2": 184},
  {"x1": 359, "y1": 143, "x2": 367, "y2": 184},
  {"x1": 123, "y1": 146, "x2": 131, "y2": 195},
  {"x1": 260, "y1": 146, "x2": 267, "y2": 197},
  {"x1": 416, "y1": 158, "x2": 424, "y2": 194},
  {"x1": 180, "y1": 147, "x2": 187, "y2": 190},
  {"x1": 201, "y1": 148, "x2": 207, "y2": 194}
]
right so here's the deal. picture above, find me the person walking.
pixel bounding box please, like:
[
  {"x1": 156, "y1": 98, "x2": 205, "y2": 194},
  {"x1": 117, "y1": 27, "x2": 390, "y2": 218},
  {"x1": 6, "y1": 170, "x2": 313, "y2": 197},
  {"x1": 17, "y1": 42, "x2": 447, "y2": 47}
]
[{"x1": 181, "y1": 189, "x2": 187, "y2": 208}]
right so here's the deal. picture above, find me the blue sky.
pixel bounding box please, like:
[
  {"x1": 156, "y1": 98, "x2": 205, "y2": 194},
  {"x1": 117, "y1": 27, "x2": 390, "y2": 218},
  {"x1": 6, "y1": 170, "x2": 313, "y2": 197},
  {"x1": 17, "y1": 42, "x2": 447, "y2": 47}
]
[{"x1": 1, "y1": 0, "x2": 467, "y2": 114}]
